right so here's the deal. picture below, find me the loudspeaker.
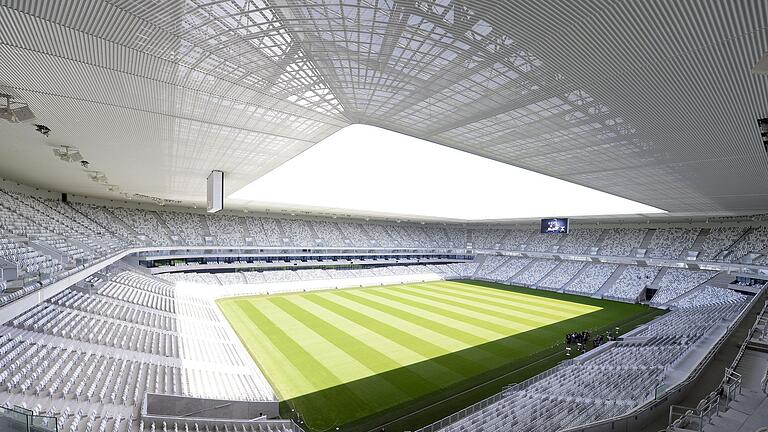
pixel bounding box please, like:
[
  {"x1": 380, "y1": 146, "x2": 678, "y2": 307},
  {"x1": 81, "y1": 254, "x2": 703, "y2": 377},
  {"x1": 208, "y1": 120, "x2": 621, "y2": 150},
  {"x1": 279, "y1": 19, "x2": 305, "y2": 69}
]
[
  {"x1": 207, "y1": 170, "x2": 224, "y2": 213},
  {"x1": 61, "y1": 193, "x2": 68, "y2": 203}
]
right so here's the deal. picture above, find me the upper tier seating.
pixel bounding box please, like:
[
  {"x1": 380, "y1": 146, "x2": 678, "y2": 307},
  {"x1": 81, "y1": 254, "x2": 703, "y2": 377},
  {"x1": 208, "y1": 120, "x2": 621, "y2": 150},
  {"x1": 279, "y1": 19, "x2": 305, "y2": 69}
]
[
  {"x1": 363, "y1": 224, "x2": 396, "y2": 247},
  {"x1": 337, "y1": 222, "x2": 371, "y2": 246},
  {"x1": 648, "y1": 228, "x2": 700, "y2": 258},
  {"x1": 312, "y1": 220, "x2": 347, "y2": 246},
  {"x1": 599, "y1": 229, "x2": 646, "y2": 256},
  {"x1": 158, "y1": 211, "x2": 206, "y2": 246},
  {"x1": 244, "y1": 217, "x2": 280, "y2": 246},
  {"x1": 498, "y1": 230, "x2": 533, "y2": 250},
  {"x1": 558, "y1": 229, "x2": 602, "y2": 254},
  {"x1": 525, "y1": 232, "x2": 560, "y2": 252},
  {"x1": 69, "y1": 203, "x2": 139, "y2": 245},
  {"x1": 0, "y1": 191, "x2": 92, "y2": 262},
  {"x1": 727, "y1": 227, "x2": 768, "y2": 262},
  {"x1": 472, "y1": 229, "x2": 507, "y2": 249},
  {"x1": 207, "y1": 214, "x2": 247, "y2": 246},
  {"x1": 0, "y1": 186, "x2": 766, "y2": 314},
  {"x1": 280, "y1": 219, "x2": 315, "y2": 246},
  {"x1": 111, "y1": 208, "x2": 172, "y2": 246},
  {"x1": 697, "y1": 226, "x2": 746, "y2": 261}
]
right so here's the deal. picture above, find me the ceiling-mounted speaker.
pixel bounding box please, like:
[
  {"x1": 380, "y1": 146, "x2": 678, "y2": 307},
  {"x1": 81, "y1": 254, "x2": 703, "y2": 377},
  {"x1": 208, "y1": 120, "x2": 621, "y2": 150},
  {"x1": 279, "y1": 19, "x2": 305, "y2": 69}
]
[
  {"x1": 753, "y1": 52, "x2": 768, "y2": 75},
  {"x1": 207, "y1": 170, "x2": 224, "y2": 213},
  {"x1": 758, "y1": 117, "x2": 768, "y2": 153},
  {"x1": 0, "y1": 93, "x2": 35, "y2": 123},
  {"x1": 52, "y1": 146, "x2": 83, "y2": 163}
]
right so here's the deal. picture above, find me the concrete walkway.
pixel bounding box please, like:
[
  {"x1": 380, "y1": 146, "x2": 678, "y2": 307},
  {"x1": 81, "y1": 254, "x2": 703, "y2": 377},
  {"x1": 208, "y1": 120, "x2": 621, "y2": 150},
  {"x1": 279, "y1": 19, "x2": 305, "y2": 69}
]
[{"x1": 640, "y1": 294, "x2": 768, "y2": 432}]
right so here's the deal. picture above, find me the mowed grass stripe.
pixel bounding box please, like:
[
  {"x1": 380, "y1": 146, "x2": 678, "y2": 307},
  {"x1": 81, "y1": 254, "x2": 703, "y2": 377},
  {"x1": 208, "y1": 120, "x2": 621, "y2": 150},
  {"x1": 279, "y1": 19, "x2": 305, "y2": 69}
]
[
  {"x1": 323, "y1": 291, "x2": 473, "y2": 353},
  {"x1": 338, "y1": 290, "x2": 537, "y2": 363},
  {"x1": 412, "y1": 282, "x2": 598, "y2": 320},
  {"x1": 438, "y1": 281, "x2": 596, "y2": 314},
  {"x1": 218, "y1": 281, "x2": 662, "y2": 430},
  {"x1": 335, "y1": 290, "x2": 498, "y2": 353},
  {"x1": 232, "y1": 300, "x2": 359, "y2": 401},
  {"x1": 257, "y1": 298, "x2": 373, "y2": 385},
  {"x1": 218, "y1": 300, "x2": 313, "y2": 398},
  {"x1": 304, "y1": 293, "x2": 478, "y2": 381},
  {"x1": 288, "y1": 295, "x2": 429, "y2": 370},
  {"x1": 350, "y1": 289, "x2": 506, "y2": 341},
  {"x1": 367, "y1": 288, "x2": 536, "y2": 337},
  {"x1": 394, "y1": 284, "x2": 585, "y2": 328},
  {"x1": 268, "y1": 296, "x2": 435, "y2": 400}
]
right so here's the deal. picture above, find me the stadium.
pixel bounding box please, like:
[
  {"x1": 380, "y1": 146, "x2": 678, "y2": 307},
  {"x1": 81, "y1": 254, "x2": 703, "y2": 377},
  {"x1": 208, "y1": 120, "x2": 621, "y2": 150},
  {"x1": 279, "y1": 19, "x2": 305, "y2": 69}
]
[{"x1": 0, "y1": 1, "x2": 767, "y2": 432}]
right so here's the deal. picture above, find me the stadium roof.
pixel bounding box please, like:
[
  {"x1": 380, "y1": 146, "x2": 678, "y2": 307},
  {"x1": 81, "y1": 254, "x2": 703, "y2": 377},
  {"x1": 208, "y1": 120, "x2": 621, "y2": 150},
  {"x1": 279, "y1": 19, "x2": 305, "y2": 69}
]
[{"x1": 0, "y1": 0, "x2": 766, "y2": 221}]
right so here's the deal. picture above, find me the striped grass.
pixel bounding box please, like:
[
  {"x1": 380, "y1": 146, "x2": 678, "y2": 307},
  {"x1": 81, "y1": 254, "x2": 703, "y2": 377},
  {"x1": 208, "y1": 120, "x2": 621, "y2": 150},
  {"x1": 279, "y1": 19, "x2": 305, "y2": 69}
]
[{"x1": 217, "y1": 280, "x2": 662, "y2": 432}]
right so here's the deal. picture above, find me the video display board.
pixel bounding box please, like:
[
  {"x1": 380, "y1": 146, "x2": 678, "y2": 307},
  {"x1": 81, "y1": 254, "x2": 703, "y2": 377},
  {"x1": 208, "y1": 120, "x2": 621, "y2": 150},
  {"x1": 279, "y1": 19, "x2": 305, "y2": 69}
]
[{"x1": 540, "y1": 218, "x2": 569, "y2": 234}]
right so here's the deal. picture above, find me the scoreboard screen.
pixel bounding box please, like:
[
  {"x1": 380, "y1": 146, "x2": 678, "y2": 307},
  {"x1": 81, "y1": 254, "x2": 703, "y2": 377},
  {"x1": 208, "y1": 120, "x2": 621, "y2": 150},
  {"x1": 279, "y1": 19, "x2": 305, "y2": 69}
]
[{"x1": 540, "y1": 218, "x2": 569, "y2": 234}]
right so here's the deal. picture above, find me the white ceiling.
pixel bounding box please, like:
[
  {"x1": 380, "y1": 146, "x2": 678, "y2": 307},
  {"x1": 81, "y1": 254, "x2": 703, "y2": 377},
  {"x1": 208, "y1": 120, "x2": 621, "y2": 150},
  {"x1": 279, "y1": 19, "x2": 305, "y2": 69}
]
[{"x1": 0, "y1": 0, "x2": 767, "y2": 221}]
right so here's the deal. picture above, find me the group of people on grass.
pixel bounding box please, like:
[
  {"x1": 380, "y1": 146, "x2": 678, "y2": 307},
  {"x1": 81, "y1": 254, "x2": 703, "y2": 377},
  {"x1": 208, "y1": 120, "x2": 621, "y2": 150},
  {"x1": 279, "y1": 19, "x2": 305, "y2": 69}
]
[{"x1": 565, "y1": 331, "x2": 610, "y2": 349}]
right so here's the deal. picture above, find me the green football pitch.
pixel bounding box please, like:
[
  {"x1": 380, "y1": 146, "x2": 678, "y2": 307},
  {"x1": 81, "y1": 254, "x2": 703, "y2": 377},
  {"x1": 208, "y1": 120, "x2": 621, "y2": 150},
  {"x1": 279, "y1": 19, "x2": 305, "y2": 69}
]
[{"x1": 217, "y1": 280, "x2": 662, "y2": 432}]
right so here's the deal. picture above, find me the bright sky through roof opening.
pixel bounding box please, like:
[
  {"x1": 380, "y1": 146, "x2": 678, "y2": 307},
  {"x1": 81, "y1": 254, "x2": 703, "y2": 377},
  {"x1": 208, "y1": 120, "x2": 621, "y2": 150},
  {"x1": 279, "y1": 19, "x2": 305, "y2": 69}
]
[{"x1": 230, "y1": 124, "x2": 664, "y2": 220}]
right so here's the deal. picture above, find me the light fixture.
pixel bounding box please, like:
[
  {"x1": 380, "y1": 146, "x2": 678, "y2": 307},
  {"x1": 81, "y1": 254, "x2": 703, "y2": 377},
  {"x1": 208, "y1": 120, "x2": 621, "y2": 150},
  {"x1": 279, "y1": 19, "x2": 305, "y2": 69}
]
[{"x1": 0, "y1": 93, "x2": 35, "y2": 123}]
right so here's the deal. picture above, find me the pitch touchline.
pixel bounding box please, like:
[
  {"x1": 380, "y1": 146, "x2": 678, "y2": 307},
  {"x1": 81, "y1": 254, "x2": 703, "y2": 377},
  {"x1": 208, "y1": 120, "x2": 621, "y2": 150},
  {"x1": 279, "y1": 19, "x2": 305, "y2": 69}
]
[
  {"x1": 362, "y1": 307, "x2": 661, "y2": 432},
  {"x1": 363, "y1": 348, "x2": 564, "y2": 432}
]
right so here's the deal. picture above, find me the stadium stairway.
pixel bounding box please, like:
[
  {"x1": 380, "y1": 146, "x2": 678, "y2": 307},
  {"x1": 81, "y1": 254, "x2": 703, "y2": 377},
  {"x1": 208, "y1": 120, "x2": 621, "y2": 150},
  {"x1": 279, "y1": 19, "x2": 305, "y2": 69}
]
[
  {"x1": 469, "y1": 254, "x2": 492, "y2": 279},
  {"x1": 554, "y1": 233, "x2": 569, "y2": 249},
  {"x1": 305, "y1": 221, "x2": 322, "y2": 245},
  {"x1": 235, "y1": 217, "x2": 252, "y2": 242},
  {"x1": 722, "y1": 228, "x2": 756, "y2": 262},
  {"x1": 560, "y1": 263, "x2": 592, "y2": 292},
  {"x1": 702, "y1": 350, "x2": 768, "y2": 432},
  {"x1": 150, "y1": 213, "x2": 175, "y2": 243},
  {"x1": 706, "y1": 272, "x2": 739, "y2": 290},
  {"x1": 100, "y1": 208, "x2": 140, "y2": 239},
  {"x1": 639, "y1": 229, "x2": 656, "y2": 250},
  {"x1": 647, "y1": 267, "x2": 669, "y2": 292},
  {"x1": 690, "y1": 228, "x2": 712, "y2": 254},
  {"x1": 508, "y1": 259, "x2": 540, "y2": 281},
  {"x1": 592, "y1": 264, "x2": 628, "y2": 298},
  {"x1": 593, "y1": 229, "x2": 611, "y2": 252},
  {"x1": 197, "y1": 214, "x2": 213, "y2": 238},
  {"x1": 641, "y1": 292, "x2": 768, "y2": 432},
  {"x1": 536, "y1": 260, "x2": 563, "y2": 286},
  {"x1": 658, "y1": 272, "x2": 722, "y2": 306}
]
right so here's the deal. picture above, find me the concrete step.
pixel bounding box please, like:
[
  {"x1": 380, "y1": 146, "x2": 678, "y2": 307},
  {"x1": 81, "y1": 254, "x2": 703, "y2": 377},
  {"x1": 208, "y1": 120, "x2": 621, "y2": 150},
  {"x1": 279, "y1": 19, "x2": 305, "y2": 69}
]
[
  {"x1": 690, "y1": 228, "x2": 711, "y2": 251},
  {"x1": 594, "y1": 264, "x2": 627, "y2": 297},
  {"x1": 561, "y1": 261, "x2": 591, "y2": 291},
  {"x1": 639, "y1": 229, "x2": 656, "y2": 249},
  {"x1": 648, "y1": 266, "x2": 669, "y2": 290}
]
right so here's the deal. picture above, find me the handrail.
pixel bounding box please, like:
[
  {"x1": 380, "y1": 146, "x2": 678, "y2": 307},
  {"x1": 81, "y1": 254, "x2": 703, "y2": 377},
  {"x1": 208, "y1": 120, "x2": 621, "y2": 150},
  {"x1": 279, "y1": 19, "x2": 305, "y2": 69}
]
[
  {"x1": 414, "y1": 359, "x2": 574, "y2": 432},
  {"x1": 665, "y1": 294, "x2": 768, "y2": 431},
  {"x1": 179, "y1": 402, "x2": 232, "y2": 418},
  {"x1": 457, "y1": 283, "x2": 764, "y2": 432},
  {"x1": 0, "y1": 405, "x2": 58, "y2": 432}
]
